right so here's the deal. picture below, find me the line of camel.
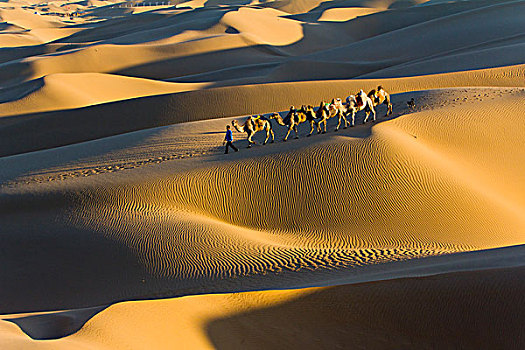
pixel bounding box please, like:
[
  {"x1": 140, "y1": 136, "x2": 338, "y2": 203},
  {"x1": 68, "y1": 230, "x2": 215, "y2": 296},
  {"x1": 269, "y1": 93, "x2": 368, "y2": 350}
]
[{"x1": 231, "y1": 86, "x2": 393, "y2": 147}]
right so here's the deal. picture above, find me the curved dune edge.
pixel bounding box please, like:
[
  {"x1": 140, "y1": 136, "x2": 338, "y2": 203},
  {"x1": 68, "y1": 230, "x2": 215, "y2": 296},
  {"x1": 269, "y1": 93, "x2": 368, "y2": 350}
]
[
  {"x1": 1, "y1": 264, "x2": 524, "y2": 349},
  {"x1": 318, "y1": 7, "x2": 382, "y2": 22},
  {"x1": 2, "y1": 63, "x2": 525, "y2": 119},
  {"x1": 0, "y1": 73, "x2": 211, "y2": 117}
]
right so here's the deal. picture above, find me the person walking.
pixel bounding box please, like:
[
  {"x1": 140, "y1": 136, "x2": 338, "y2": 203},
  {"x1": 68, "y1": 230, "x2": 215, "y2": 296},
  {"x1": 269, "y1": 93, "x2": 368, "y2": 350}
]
[{"x1": 224, "y1": 125, "x2": 238, "y2": 154}]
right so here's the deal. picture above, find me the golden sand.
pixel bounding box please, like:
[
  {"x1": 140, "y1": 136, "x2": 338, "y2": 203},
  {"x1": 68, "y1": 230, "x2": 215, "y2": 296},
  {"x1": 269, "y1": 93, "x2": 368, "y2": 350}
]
[{"x1": 0, "y1": 0, "x2": 524, "y2": 348}]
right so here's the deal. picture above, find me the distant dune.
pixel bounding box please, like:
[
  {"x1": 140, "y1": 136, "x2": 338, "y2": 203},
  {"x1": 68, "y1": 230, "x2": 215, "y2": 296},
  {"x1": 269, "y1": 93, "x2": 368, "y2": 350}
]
[{"x1": 0, "y1": 0, "x2": 524, "y2": 349}]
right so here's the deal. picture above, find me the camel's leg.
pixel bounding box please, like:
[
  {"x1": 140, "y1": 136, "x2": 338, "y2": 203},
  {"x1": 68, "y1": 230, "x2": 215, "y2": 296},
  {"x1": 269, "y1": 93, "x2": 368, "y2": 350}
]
[
  {"x1": 294, "y1": 125, "x2": 299, "y2": 139},
  {"x1": 316, "y1": 120, "x2": 322, "y2": 134},
  {"x1": 270, "y1": 127, "x2": 275, "y2": 143},
  {"x1": 371, "y1": 106, "x2": 376, "y2": 121},
  {"x1": 363, "y1": 111, "x2": 369, "y2": 124},
  {"x1": 307, "y1": 120, "x2": 315, "y2": 136},
  {"x1": 335, "y1": 112, "x2": 342, "y2": 131},
  {"x1": 341, "y1": 112, "x2": 349, "y2": 129},
  {"x1": 284, "y1": 126, "x2": 292, "y2": 141},
  {"x1": 384, "y1": 96, "x2": 392, "y2": 116},
  {"x1": 350, "y1": 111, "x2": 355, "y2": 127},
  {"x1": 323, "y1": 120, "x2": 327, "y2": 133},
  {"x1": 335, "y1": 113, "x2": 348, "y2": 131},
  {"x1": 341, "y1": 113, "x2": 349, "y2": 129},
  {"x1": 263, "y1": 127, "x2": 270, "y2": 145},
  {"x1": 247, "y1": 131, "x2": 255, "y2": 147}
]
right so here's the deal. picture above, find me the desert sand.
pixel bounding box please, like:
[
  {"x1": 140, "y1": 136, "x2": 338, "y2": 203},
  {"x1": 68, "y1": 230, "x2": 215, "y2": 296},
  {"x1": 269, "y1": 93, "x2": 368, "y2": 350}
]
[{"x1": 0, "y1": 0, "x2": 524, "y2": 348}]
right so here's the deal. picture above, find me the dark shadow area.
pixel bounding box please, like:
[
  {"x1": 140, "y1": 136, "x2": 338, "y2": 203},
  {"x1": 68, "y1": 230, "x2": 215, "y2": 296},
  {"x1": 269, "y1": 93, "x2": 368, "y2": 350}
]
[
  {"x1": 0, "y1": 195, "x2": 151, "y2": 313},
  {"x1": 116, "y1": 45, "x2": 286, "y2": 82},
  {"x1": 205, "y1": 0, "x2": 252, "y2": 6},
  {"x1": 0, "y1": 185, "x2": 249, "y2": 315},
  {"x1": 388, "y1": 0, "x2": 422, "y2": 9},
  {"x1": 206, "y1": 266, "x2": 525, "y2": 349},
  {"x1": 0, "y1": 59, "x2": 37, "y2": 90},
  {"x1": 358, "y1": 36, "x2": 525, "y2": 79},
  {"x1": 58, "y1": 7, "x2": 227, "y2": 45},
  {"x1": 5, "y1": 306, "x2": 107, "y2": 340},
  {"x1": 0, "y1": 77, "x2": 44, "y2": 104},
  {"x1": 0, "y1": 42, "x2": 85, "y2": 67},
  {"x1": 224, "y1": 26, "x2": 239, "y2": 34}
]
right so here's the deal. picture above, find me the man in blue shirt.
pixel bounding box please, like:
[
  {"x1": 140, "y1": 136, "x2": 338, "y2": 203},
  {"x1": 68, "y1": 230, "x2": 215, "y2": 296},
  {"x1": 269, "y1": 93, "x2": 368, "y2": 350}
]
[{"x1": 223, "y1": 125, "x2": 238, "y2": 154}]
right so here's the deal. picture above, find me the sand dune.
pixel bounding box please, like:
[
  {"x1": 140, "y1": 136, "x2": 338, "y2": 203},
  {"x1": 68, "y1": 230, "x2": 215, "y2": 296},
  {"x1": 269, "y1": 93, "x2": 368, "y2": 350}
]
[
  {"x1": 0, "y1": 0, "x2": 523, "y2": 158},
  {"x1": 1, "y1": 88, "x2": 523, "y2": 316},
  {"x1": 1, "y1": 0, "x2": 523, "y2": 89},
  {"x1": 361, "y1": 41, "x2": 525, "y2": 78},
  {"x1": 1, "y1": 0, "x2": 524, "y2": 348},
  {"x1": 0, "y1": 64, "x2": 524, "y2": 157},
  {"x1": 0, "y1": 73, "x2": 209, "y2": 116},
  {"x1": 317, "y1": 7, "x2": 381, "y2": 21},
  {"x1": 0, "y1": 7, "x2": 63, "y2": 31},
  {"x1": 1, "y1": 265, "x2": 524, "y2": 349}
]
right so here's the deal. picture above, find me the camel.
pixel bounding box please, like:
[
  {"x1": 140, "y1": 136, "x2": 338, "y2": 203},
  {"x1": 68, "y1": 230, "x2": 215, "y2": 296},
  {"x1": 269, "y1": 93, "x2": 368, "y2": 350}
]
[
  {"x1": 315, "y1": 101, "x2": 331, "y2": 134},
  {"x1": 270, "y1": 105, "x2": 317, "y2": 141},
  {"x1": 299, "y1": 105, "x2": 318, "y2": 135},
  {"x1": 232, "y1": 115, "x2": 274, "y2": 147},
  {"x1": 315, "y1": 99, "x2": 349, "y2": 133},
  {"x1": 345, "y1": 90, "x2": 376, "y2": 124},
  {"x1": 330, "y1": 98, "x2": 351, "y2": 131},
  {"x1": 367, "y1": 85, "x2": 393, "y2": 116}
]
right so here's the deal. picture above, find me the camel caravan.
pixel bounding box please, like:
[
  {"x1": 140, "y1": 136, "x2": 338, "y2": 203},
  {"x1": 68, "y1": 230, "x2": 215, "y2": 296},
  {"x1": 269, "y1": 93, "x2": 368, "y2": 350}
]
[{"x1": 231, "y1": 86, "x2": 393, "y2": 146}]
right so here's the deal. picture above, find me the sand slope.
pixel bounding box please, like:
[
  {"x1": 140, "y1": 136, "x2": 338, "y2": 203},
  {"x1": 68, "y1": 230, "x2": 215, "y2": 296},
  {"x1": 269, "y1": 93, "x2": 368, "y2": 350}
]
[
  {"x1": 1, "y1": 88, "x2": 523, "y2": 316},
  {"x1": 0, "y1": 64, "x2": 524, "y2": 157},
  {"x1": 0, "y1": 73, "x2": 209, "y2": 117}
]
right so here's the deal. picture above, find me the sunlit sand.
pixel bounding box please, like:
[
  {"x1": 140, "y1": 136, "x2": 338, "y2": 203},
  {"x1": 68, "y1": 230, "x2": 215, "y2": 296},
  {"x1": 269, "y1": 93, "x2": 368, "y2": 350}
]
[{"x1": 1, "y1": 0, "x2": 524, "y2": 348}]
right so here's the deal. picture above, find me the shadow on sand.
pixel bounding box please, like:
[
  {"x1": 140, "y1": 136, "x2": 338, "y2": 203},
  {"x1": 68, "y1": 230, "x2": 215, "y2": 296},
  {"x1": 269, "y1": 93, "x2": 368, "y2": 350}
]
[{"x1": 205, "y1": 266, "x2": 525, "y2": 349}]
